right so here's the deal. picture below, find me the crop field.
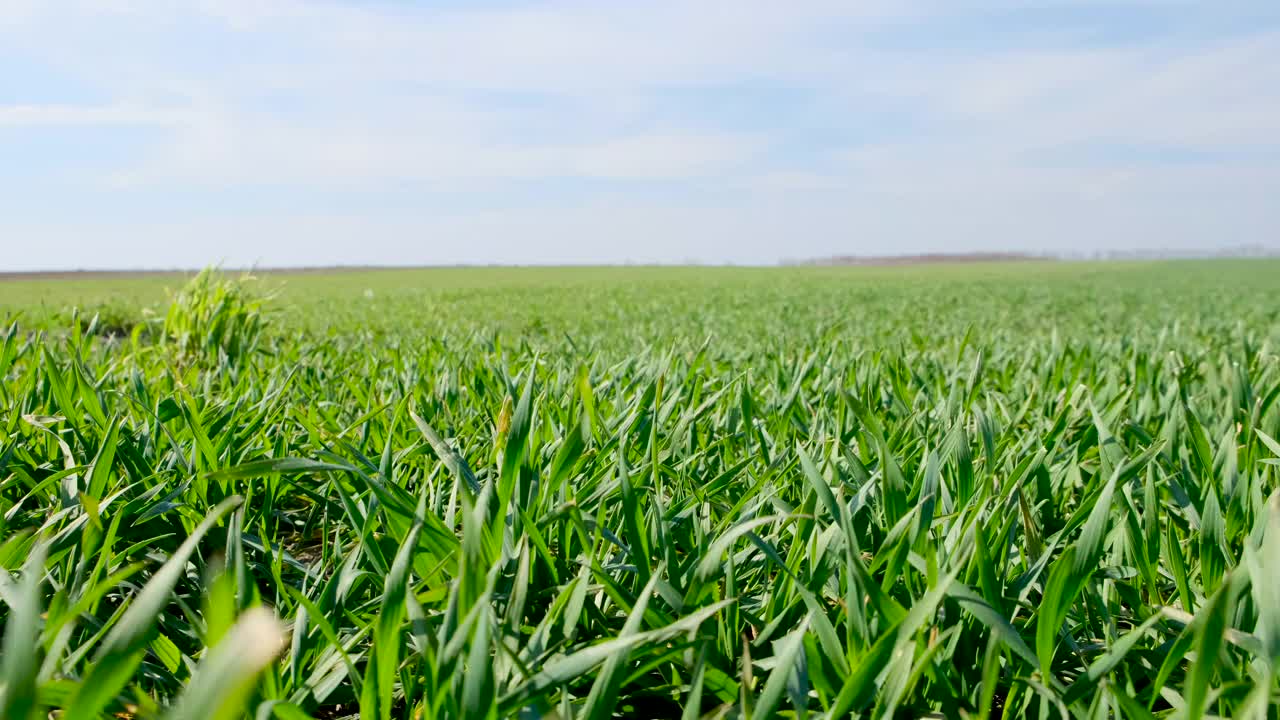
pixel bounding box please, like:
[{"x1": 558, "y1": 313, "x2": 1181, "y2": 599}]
[{"x1": 2, "y1": 260, "x2": 1280, "y2": 719}]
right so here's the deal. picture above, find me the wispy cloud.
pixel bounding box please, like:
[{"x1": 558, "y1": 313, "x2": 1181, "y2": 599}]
[
  {"x1": 0, "y1": 104, "x2": 190, "y2": 127},
  {"x1": 106, "y1": 124, "x2": 764, "y2": 187}
]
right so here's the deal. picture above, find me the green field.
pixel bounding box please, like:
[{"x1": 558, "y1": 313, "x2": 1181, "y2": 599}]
[{"x1": 2, "y1": 260, "x2": 1280, "y2": 718}]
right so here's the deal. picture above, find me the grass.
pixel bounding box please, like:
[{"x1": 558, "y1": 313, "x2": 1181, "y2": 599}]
[{"x1": 1, "y1": 259, "x2": 1279, "y2": 718}]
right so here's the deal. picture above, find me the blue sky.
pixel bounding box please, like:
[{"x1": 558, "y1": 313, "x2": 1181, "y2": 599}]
[{"x1": 2, "y1": 0, "x2": 1278, "y2": 269}]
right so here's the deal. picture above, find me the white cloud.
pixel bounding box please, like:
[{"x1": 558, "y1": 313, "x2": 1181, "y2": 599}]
[
  {"x1": 2, "y1": 0, "x2": 909, "y2": 95},
  {"x1": 103, "y1": 111, "x2": 763, "y2": 186},
  {"x1": 732, "y1": 171, "x2": 852, "y2": 193},
  {"x1": 0, "y1": 104, "x2": 190, "y2": 127}
]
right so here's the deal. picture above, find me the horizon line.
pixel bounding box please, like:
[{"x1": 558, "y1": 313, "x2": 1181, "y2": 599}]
[{"x1": 4, "y1": 247, "x2": 1280, "y2": 280}]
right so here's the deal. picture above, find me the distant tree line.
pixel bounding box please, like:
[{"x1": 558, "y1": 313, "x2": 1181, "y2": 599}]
[{"x1": 783, "y1": 244, "x2": 1278, "y2": 266}]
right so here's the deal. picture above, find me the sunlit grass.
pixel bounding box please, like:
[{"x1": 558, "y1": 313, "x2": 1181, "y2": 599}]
[{"x1": 1, "y1": 260, "x2": 1279, "y2": 718}]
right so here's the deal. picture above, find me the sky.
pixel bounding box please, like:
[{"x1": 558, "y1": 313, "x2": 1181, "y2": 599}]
[{"x1": 2, "y1": 0, "x2": 1278, "y2": 269}]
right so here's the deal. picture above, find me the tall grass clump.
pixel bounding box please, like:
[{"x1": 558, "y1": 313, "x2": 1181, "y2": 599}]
[{"x1": 163, "y1": 268, "x2": 270, "y2": 365}]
